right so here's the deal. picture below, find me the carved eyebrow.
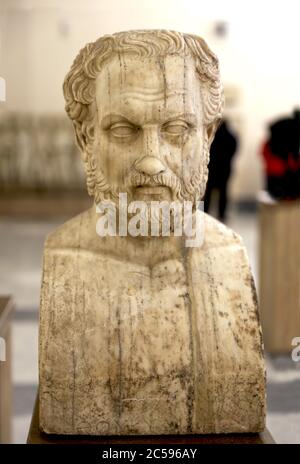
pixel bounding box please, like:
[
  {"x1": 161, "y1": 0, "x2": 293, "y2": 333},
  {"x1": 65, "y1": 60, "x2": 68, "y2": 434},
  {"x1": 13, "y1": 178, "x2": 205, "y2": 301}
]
[
  {"x1": 163, "y1": 113, "x2": 197, "y2": 125},
  {"x1": 101, "y1": 113, "x2": 136, "y2": 129},
  {"x1": 100, "y1": 112, "x2": 198, "y2": 129}
]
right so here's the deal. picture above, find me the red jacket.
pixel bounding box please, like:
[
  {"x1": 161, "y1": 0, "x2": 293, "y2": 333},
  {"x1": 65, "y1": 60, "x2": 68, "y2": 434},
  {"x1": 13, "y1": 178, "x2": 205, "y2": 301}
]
[{"x1": 261, "y1": 141, "x2": 300, "y2": 176}]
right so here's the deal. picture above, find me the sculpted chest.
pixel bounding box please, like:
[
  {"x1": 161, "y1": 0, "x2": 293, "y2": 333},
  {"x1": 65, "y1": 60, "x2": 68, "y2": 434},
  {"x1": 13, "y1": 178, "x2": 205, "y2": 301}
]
[
  {"x1": 39, "y1": 233, "x2": 265, "y2": 435},
  {"x1": 40, "y1": 249, "x2": 196, "y2": 434}
]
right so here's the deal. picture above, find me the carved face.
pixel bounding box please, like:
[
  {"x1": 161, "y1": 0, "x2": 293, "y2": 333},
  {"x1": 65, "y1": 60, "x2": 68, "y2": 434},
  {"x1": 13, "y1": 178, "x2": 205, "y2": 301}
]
[{"x1": 91, "y1": 54, "x2": 211, "y2": 204}]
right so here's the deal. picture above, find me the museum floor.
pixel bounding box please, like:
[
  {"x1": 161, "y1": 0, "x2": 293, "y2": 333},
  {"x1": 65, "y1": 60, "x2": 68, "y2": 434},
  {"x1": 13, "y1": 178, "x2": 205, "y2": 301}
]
[{"x1": 0, "y1": 208, "x2": 299, "y2": 444}]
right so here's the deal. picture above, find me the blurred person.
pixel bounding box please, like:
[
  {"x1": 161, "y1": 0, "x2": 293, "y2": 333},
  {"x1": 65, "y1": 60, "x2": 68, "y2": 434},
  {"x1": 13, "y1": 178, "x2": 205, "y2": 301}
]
[
  {"x1": 261, "y1": 109, "x2": 300, "y2": 199},
  {"x1": 204, "y1": 119, "x2": 238, "y2": 221}
]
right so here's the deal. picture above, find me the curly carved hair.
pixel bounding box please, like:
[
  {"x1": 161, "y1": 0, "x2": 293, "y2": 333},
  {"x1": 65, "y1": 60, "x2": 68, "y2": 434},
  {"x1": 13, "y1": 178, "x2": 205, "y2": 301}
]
[{"x1": 63, "y1": 30, "x2": 224, "y2": 201}]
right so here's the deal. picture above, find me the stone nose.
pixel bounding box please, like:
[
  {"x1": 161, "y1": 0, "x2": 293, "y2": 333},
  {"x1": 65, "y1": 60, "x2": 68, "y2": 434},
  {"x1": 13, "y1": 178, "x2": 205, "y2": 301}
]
[{"x1": 135, "y1": 156, "x2": 166, "y2": 176}]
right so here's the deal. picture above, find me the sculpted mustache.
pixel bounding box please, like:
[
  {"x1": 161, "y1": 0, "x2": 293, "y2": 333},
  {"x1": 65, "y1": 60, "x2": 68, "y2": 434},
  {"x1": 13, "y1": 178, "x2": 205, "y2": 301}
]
[{"x1": 127, "y1": 171, "x2": 182, "y2": 195}]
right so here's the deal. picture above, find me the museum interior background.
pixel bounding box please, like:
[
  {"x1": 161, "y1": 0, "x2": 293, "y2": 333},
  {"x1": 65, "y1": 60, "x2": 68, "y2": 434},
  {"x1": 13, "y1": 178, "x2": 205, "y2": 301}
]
[{"x1": 0, "y1": 0, "x2": 299, "y2": 443}]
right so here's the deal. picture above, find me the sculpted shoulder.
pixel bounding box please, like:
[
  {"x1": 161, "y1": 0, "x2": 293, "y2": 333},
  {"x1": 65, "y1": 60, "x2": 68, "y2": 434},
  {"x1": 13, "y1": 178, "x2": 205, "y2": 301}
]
[
  {"x1": 201, "y1": 213, "x2": 244, "y2": 251},
  {"x1": 44, "y1": 208, "x2": 95, "y2": 250}
]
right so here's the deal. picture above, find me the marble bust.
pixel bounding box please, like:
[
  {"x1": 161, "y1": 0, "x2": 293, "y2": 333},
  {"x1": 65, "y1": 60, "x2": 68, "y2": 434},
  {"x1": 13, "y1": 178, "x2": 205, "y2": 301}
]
[{"x1": 39, "y1": 30, "x2": 265, "y2": 435}]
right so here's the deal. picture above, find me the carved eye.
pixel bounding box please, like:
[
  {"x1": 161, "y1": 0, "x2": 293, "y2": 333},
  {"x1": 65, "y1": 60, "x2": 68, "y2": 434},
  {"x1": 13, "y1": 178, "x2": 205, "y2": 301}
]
[
  {"x1": 162, "y1": 120, "x2": 190, "y2": 135},
  {"x1": 109, "y1": 122, "x2": 138, "y2": 138}
]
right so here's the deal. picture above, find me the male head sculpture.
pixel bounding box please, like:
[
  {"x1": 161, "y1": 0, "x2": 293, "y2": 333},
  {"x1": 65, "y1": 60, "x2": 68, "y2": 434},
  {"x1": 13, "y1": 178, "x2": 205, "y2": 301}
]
[
  {"x1": 39, "y1": 30, "x2": 265, "y2": 436},
  {"x1": 63, "y1": 30, "x2": 223, "y2": 207}
]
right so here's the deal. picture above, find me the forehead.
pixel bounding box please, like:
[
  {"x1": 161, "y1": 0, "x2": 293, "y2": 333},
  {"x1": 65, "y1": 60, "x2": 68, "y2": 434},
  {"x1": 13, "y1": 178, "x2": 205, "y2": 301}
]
[{"x1": 95, "y1": 54, "x2": 203, "y2": 123}]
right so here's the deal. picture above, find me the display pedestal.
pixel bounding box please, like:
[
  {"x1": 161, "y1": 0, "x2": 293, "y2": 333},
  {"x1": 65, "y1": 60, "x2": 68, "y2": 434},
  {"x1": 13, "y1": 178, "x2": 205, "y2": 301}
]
[
  {"x1": 27, "y1": 396, "x2": 275, "y2": 444},
  {"x1": 258, "y1": 193, "x2": 300, "y2": 352},
  {"x1": 0, "y1": 296, "x2": 14, "y2": 444}
]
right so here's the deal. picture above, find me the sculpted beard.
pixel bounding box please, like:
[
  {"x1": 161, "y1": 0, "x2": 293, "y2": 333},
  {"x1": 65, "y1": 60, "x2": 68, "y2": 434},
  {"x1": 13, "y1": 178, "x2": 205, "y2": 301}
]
[{"x1": 84, "y1": 134, "x2": 210, "y2": 208}]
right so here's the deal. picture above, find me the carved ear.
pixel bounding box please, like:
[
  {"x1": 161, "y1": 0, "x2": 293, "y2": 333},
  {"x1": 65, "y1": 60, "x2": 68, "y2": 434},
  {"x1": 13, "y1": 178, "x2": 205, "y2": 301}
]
[{"x1": 206, "y1": 119, "x2": 221, "y2": 146}]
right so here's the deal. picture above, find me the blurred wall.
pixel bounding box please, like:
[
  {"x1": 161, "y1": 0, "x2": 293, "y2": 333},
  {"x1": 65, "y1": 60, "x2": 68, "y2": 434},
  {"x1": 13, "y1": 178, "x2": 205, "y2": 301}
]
[{"x1": 1, "y1": 0, "x2": 300, "y2": 199}]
